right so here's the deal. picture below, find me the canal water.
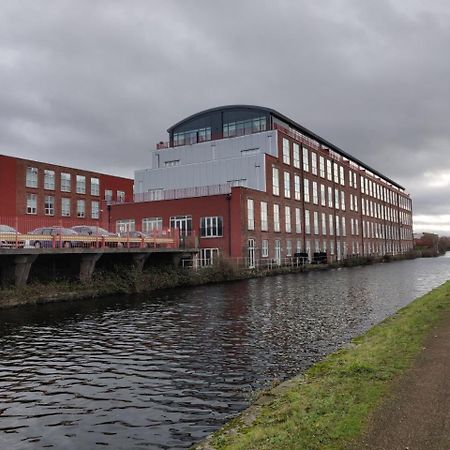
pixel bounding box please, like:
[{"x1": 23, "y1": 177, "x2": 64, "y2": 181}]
[{"x1": 1, "y1": 256, "x2": 449, "y2": 449}]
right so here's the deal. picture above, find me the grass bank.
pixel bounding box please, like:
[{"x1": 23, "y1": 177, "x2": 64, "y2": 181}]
[{"x1": 197, "y1": 280, "x2": 450, "y2": 450}]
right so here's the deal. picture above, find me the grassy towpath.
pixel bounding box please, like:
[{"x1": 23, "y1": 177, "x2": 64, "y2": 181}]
[{"x1": 195, "y1": 280, "x2": 450, "y2": 450}]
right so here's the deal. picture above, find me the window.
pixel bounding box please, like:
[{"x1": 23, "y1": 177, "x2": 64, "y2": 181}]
[
  {"x1": 328, "y1": 186, "x2": 333, "y2": 208},
  {"x1": 311, "y1": 152, "x2": 317, "y2": 175},
  {"x1": 117, "y1": 190, "x2": 126, "y2": 202},
  {"x1": 61, "y1": 173, "x2": 71, "y2": 192},
  {"x1": 247, "y1": 199, "x2": 254, "y2": 230},
  {"x1": 326, "y1": 160, "x2": 332, "y2": 181},
  {"x1": 44, "y1": 170, "x2": 55, "y2": 190},
  {"x1": 200, "y1": 216, "x2": 223, "y2": 237},
  {"x1": 296, "y1": 240, "x2": 302, "y2": 253},
  {"x1": 285, "y1": 206, "x2": 291, "y2": 233},
  {"x1": 77, "y1": 199, "x2": 85, "y2": 218},
  {"x1": 44, "y1": 195, "x2": 54, "y2": 216},
  {"x1": 273, "y1": 204, "x2": 280, "y2": 232},
  {"x1": 91, "y1": 177, "x2": 100, "y2": 196},
  {"x1": 320, "y1": 184, "x2": 326, "y2": 206},
  {"x1": 200, "y1": 248, "x2": 219, "y2": 266},
  {"x1": 262, "y1": 239, "x2": 269, "y2": 257},
  {"x1": 272, "y1": 167, "x2": 279, "y2": 196},
  {"x1": 116, "y1": 219, "x2": 135, "y2": 232},
  {"x1": 260, "y1": 201, "x2": 268, "y2": 231},
  {"x1": 342, "y1": 217, "x2": 346, "y2": 236},
  {"x1": 305, "y1": 210, "x2": 311, "y2": 234},
  {"x1": 76, "y1": 175, "x2": 86, "y2": 194},
  {"x1": 312, "y1": 181, "x2": 318, "y2": 204},
  {"x1": 313, "y1": 211, "x2": 319, "y2": 235},
  {"x1": 91, "y1": 201, "x2": 100, "y2": 219},
  {"x1": 61, "y1": 198, "x2": 71, "y2": 217},
  {"x1": 105, "y1": 189, "x2": 113, "y2": 202},
  {"x1": 333, "y1": 163, "x2": 339, "y2": 183},
  {"x1": 164, "y1": 159, "x2": 180, "y2": 167},
  {"x1": 223, "y1": 117, "x2": 265, "y2": 138},
  {"x1": 336, "y1": 215, "x2": 340, "y2": 236},
  {"x1": 303, "y1": 178, "x2": 310, "y2": 203},
  {"x1": 286, "y1": 240, "x2": 292, "y2": 257},
  {"x1": 319, "y1": 156, "x2": 325, "y2": 178},
  {"x1": 293, "y1": 143, "x2": 300, "y2": 168},
  {"x1": 341, "y1": 191, "x2": 346, "y2": 210},
  {"x1": 26, "y1": 193, "x2": 37, "y2": 214},
  {"x1": 174, "y1": 127, "x2": 212, "y2": 145},
  {"x1": 335, "y1": 189, "x2": 340, "y2": 209},
  {"x1": 142, "y1": 217, "x2": 163, "y2": 232},
  {"x1": 170, "y1": 216, "x2": 192, "y2": 236},
  {"x1": 282, "y1": 138, "x2": 290, "y2": 164},
  {"x1": 295, "y1": 208, "x2": 302, "y2": 233},
  {"x1": 322, "y1": 212, "x2": 327, "y2": 235},
  {"x1": 284, "y1": 172, "x2": 291, "y2": 198},
  {"x1": 302, "y1": 147, "x2": 309, "y2": 171},
  {"x1": 339, "y1": 166, "x2": 345, "y2": 185},
  {"x1": 329, "y1": 214, "x2": 334, "y2": 235},
  {"x1": 294, "y1": 175, "x2": 301, "y2": 200},
  {"x1": 26, "y1": 167, "x2": 38, "y2": 188}
]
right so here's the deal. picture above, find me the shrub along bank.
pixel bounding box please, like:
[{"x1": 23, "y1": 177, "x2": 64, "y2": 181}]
[{"x1": 195, "y1": 280, "x2": 450, "y2": 450}]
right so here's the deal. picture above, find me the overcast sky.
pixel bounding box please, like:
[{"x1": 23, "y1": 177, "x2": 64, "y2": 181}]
[{"x1": 1, "y1": 0, "x2": 449, "y2": 233}]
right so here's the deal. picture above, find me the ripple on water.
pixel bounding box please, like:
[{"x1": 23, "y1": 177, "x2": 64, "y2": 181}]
[{"x1": 0, "y1": 256, "x2": 449, "y2": 449}]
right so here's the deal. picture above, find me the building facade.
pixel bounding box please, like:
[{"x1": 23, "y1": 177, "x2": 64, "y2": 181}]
[
  {"x1": 111, "y1": 105, "x2": 414, "y2": 265},
  {"x1": 0, "y1": 154, "x2": 134, "y2": 231}
]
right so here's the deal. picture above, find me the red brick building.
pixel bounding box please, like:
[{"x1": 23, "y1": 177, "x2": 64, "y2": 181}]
[
  {"x1": 110, "y1": 105, "x2": 414, "y2": 266},
  {"x1": 0, "y1": 154, "x2": 133, "y2": 231}
]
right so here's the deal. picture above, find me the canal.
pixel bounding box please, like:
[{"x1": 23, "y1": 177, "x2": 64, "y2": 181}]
[{"x1": 1, "y1": 256, "x2": 449, "y2": 449}]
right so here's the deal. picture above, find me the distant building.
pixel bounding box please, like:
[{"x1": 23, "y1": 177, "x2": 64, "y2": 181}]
[
  {"x1": 111, "y1": 105, "x2": 414, "y2": 265},
  {"x1": 0, "y1": 154, "x2": 133, "y2": 231}
]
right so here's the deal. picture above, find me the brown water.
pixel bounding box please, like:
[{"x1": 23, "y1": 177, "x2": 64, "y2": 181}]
[{"x1": 0, "y1": 256, "x2": 449, "y2": 449}]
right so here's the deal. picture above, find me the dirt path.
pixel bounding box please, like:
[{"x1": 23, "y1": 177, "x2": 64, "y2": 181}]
[{"x1": 352, "y1": 312, "x2": 450, "y2": 450}]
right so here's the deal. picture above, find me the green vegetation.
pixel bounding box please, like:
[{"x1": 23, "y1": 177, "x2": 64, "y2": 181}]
[{"x1": 200, "y1": 280, "x2": 450, "y2": 450}]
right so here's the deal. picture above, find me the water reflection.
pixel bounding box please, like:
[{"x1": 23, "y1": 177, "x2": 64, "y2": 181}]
[{"x1": 0, "y1": 256, "x2": 449, "y2": 449}]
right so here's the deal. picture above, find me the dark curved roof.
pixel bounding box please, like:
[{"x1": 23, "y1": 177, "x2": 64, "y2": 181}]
[{"x1": 168, "y1": 105, "x2": 404, "y2": 190}]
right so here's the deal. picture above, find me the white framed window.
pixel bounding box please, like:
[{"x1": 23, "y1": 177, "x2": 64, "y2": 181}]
[
  {"x1": 262, "y1": 239, "x2": 269, "y2": 257},
  {"x1": 91, "y1": 201, "x2": 100, "y2": 219},
  {"x1": 200, "y1": 248, "x2": 220, "y2": 266},
  {"x1": 349, "y1": 170, "x2": 353, "y2": 187},
  {"x1": 303, "y1": 178, "x2": 310, "y2": 203},
  {"x1": 311, "y1": 152, "x2": 317, "y2": 175},
  {"x1": 76, "y1": 175, "x2": 86, "y2": 194},
  {"x1": 77, "y1": 199, "x2": 85, "y2": 218},
  {"x1": 272, "y1": 167, "x2": 279, "y2": 196},
  {"x1": 105, "y1": 189, "x2": 113, "y2": 202},
  {"x1": 313, "y1": 211, "x2": 319, "y2": 235},
  {"x1": 333, "y1": 163, "x2": 339, "y2": 183},
  {"x1": 342, "y1": 217, "x2": 346, "y2": 236},
  {"x1": 320, "y1": 184, "x2": 326, "y2": 206},
  {"x1": 296, "y1": 240, "x2": 302, "y2": 253},
  {"x1": 302, "y1": 147, "x2": 309, "y2": 172},
  {"x1": 142, "y1": 217, "x2": 163, "y2": 232},
  {"x1": 294, "y1": 175, "x2": 301, "y2": 200},
  {"x1": 339, "y1": 166, "x2": 345, "y2": 185},
  {"x1": 319, "y1": 156, "x2": 325, "y2": 178},
  {"x1": 26, "y1": 167, "x2": 38, "y2": 188},
  {"x1": 274, "y1": 204, "x2": 280, "y2": 232},
  {"x1": 312, "y1": 181, "x2": 318, "y2": 205},
  {"x1": 44, "y1": 195, "x2": 54, "y2": 216},
  {"x1": 284, "y1": 172, "x2": 291, "y2": 198},
  {"x1": 293, "y1": 143, "x2": 300, "y2": 168},
  {"x1": 361, "y1": 177, "x2": 365, "y2": 194},
  {"x1": 260, "y1": 201, "x2": 268, "y2": 231},
  {"x1": 328, "y1": 186, "x2": 333, "y2": 208},
  {"x1": 322, "y1": 212, "x2": 327, "y2": 235},
  {"x1": 116, "y1": 219, "x2": 135, "y2": 232},
  {"x1": 61, "y1": 173, "x2": 71, "y2": 192},
  {"x1": 295, "y1": 208, "x2": 302, "y2": 233},
  {"x1": 336, "y1": 215, "x2": 340, "y2": 236},
  {"x1": 353, "y1": 172, "x2": 357, "y2": 188},
  {"x1": 44, "y1": 170, "x2": 55, "y2": 190},
  {"x1": 286, "y1": 239, "x2": 292, "y2": 257},
  {"x1": 91, "y1": 177, "x2": 100, "y2": 196},
  {"x1": 247, "y1": 199, "x2": 254, "y2": 230},
  {"x1": 285, "y1": 206, "x2": 291, "y2": 233},
  {"x1": 335, "y1": 189, "x2": 340, "y2": 209},
  {"x1": 26, "y1": 193, "x2": 37, "y2": 214},
  {"x1": 201, "y1": 216, "x2": 223, "y2": 237},
  {"x1": 61, "y1": 198, "x2": 71, "y2": 217},
  {"x1": 326, "y1": 159, "x2": 332, "y2": 181},
  {"x1": 117, "y1": 190, "x2": 126, "y2": 202},
  {"x1": 282, "y1": 138, "x2": 290, "y2": 165},
  {"x1": 341, "y1": 191, "x2": 346, "y2": 210},
  {"x1": 305, "y1": 209, "x2": 311, "y2": 234},
  {"x1": 329, "y1": 214, "x2": 334, "y2": 235}
]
